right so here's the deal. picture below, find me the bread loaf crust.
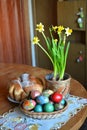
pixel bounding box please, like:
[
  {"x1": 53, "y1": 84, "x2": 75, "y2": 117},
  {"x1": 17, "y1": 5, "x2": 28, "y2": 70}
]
[
  {"x1": 8, "y1": 75, "x2": 44, "y2": 102},
  {"x1": 9, "y1": 82, "x2": 27, "y2": 101},
  {"x1": 9, "y1": 84, "x2": 15, "y2": 99},
  {"x1": 13, "y1": 83, "x2": 24, "y2": 101}
]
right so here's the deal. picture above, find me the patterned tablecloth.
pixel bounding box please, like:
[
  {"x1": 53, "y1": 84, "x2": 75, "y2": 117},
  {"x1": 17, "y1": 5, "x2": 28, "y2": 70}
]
[{"x1": 0, "y1": 95, "x2": 87, "y2": 130}]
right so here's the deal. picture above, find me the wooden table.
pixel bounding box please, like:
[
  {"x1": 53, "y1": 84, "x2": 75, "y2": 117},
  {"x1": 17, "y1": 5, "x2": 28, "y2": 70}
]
[{"x1": 0, "y1": 63, "x2": 87, "y2": 130}]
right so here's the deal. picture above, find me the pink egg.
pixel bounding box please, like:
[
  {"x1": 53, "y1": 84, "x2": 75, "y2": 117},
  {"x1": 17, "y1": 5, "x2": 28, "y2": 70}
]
[{"x1": 30, "y1": 90, "x2": 41, "y2": 99}]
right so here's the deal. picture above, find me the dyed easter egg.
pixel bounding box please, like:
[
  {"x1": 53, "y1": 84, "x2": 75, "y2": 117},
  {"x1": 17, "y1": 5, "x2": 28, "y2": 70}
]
[
  {"x1": 36, "y1": 95, "x2": 49, "y2": 105},
  {"x1": 30, "y1": 90, "x2": 41, "y2": 99},
  {"x1": 58, "y1": 103, "x2": 65, "y2": 110},
  {"x1": 54, "y1": 103, "x2": 59, "y2": 110},
  {"x1": 60, "y1": 99, "x2": 66, "y2": 105},
  {"x1": 54, "y1": 103, "x2": 64, "y2": 110},
  {"x1": 43, "y1": 102, "x2": 54, "y2": 112},
  {"x1": 42, "y1": 89, "x2": 54, "y2": 97},
  {"x1": 22, "y1": 99, "x2": 36, "y2": 110},
  {"x1": 51, "y1": 92, "x2": 62, "y2": 103},
  {"x1": 34, "y1": 104, "x2": 43, "y2": 112}
]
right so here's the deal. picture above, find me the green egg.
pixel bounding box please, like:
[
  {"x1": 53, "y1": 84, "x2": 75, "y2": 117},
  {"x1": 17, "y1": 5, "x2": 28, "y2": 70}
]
[{"x1": 43, "y1": 102, "x2": 54, "y2": 112}]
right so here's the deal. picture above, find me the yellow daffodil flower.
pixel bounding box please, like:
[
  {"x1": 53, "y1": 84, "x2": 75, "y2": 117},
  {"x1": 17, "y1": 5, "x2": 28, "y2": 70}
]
[
  {"x1": 36, "y1": 23, "x2": 44, "y2": 32},
  {"x1": 65, "y1": 27, "x2": 73, "y2": 37},
  {"x1": 52, "y1": 26, "x2": 58, "y2": 32},
  {"x1": 32, "y1": 37, "x2": 40, "y2": 44},
  {"x1": 57, "y1": 25, "x2": 64, "y2": 34}
]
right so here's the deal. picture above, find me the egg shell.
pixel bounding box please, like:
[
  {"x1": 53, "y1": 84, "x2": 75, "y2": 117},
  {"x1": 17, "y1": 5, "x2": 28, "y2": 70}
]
[
  {"x1": 58, "y1": 103, "x2": 64, "y2": 110},
  {"x1": 60, "y1": 99, "x2": 66, "y2": 105},
  {"x1": 54, "y1": 103, "x2": 59, "y2": 110},
  {"x1": 30, "y1": 90, "x2": 41, "y2": 99},
  {"x1": 23, "y1": 99, "x2": 36, "y2": 110},
  {"x1": 34, "y1": 104, "x2": 43, "y2": 112},
  {"x1": 43, "y1": 102, "x2": 54, "y2": 112},
  {"x1": 36, "y1": 95, "x2": 49, "y2": 105},
  {"x1": 42, "y1": 89, "x2": 54, "y2": 97},
  {"x1": 51, "y1": 92, "x2": 62, "y2": 103},
  {"x1": 54, "y1": 103, "x2": 64, "y2": 110}
]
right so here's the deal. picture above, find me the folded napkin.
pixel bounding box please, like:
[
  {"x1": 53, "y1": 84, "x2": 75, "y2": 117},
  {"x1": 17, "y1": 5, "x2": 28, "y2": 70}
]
[{"x1": 0, "y1": 95, "x2": 87, "y2": 130}]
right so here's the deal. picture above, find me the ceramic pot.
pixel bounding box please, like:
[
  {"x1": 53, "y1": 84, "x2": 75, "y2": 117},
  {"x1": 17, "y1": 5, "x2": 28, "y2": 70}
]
[{"x1": 45, "y1": 73, "x2": 71, "y2": 98}]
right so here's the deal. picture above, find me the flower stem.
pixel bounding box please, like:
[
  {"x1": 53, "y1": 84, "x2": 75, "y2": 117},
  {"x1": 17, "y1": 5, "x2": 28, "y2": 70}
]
[
  {"x1": 42, "y1": 32, "x2": 48, "y2": 44},
  {"x1": 37, "y1": 43, "x2": 54, "y2": 65}
]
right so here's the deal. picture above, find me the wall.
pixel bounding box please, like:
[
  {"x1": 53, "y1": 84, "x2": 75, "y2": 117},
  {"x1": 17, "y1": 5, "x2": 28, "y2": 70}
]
[{"x1": 33, "y1": 0, "x2": 58, "y2": 70}]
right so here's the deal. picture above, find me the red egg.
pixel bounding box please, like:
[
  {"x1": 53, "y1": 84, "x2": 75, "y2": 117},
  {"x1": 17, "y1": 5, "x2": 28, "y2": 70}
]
[{"x1": 51, "y1": 92, "x2": 62, "y2": 103}]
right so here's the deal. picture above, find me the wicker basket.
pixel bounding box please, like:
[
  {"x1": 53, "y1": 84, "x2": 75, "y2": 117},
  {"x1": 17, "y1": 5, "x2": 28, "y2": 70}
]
[{"x1": 20, "y1": 102, "x2": 68, "y2": 119}]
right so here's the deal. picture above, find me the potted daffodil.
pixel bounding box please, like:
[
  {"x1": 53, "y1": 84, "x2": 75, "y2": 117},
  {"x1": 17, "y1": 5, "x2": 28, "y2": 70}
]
[{"x1": 33, "y1": 22, "x2": 72, "y2": 97}]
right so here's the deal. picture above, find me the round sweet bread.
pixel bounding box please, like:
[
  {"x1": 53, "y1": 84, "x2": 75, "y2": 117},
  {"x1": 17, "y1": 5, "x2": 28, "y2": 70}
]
[
  {"x1": 8, "y1": 75, "x2": 44, "y2": 102},
  {"x1": 9, "y1": 82, "x2": 27, "y2": 101}
]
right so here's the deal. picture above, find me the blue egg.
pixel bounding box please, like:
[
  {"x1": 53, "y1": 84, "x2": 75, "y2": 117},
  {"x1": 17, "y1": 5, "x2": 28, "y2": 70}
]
[
  {"x1": 60, "y1": 99, "x2": 66, "y2": 105},
  {"x1": 34, "y1": 104, "x2": 43, "y2": 112},
  {"x1": 36, "y1": 95, "x2": 49, "y2": 105}
]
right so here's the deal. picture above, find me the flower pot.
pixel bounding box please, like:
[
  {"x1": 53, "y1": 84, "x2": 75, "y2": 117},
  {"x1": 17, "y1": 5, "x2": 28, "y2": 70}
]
[{"x1": 45, "y1": 73, "x2": 71, "y2": 98}]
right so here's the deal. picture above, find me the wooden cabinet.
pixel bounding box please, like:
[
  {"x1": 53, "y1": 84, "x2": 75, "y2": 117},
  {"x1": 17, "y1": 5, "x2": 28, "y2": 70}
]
[
  {"x1": 57, "y1": 0, "x2": 86, "y2": 30},
  {"x1": 57, "y1": 0, "x2": 87, "y2": 88}
]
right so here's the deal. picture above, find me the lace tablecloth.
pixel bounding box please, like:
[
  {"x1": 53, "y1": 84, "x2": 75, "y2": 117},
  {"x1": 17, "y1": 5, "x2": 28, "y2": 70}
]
[{"x1": 0, "y1": 95, "x2": 87, "y2": 130}]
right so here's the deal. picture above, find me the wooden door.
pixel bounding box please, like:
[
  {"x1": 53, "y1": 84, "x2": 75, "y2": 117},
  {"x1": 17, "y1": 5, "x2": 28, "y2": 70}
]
[{"x1": 0, "y1": 0, "x2": 32, "y2": 65}]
